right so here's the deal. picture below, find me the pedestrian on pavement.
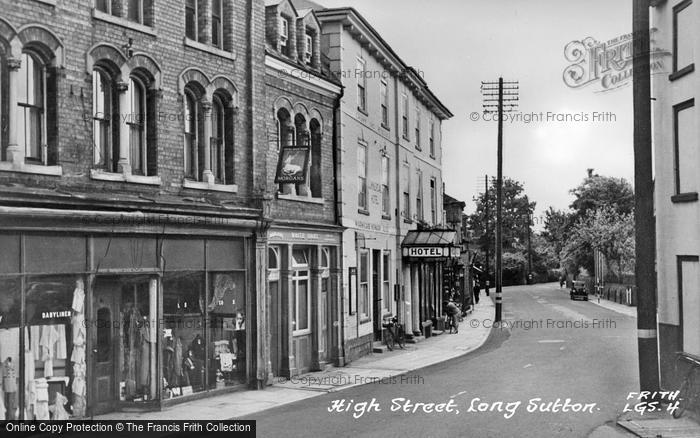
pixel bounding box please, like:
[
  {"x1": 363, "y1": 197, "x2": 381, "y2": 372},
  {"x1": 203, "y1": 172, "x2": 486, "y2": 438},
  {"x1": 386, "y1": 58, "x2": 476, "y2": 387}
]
[
  {"x1": 444, "y1": 300, "x2": 460, "y2": 334},
  {"x1": 474, "y1": 280, "x2": 480, "y2": 304}
]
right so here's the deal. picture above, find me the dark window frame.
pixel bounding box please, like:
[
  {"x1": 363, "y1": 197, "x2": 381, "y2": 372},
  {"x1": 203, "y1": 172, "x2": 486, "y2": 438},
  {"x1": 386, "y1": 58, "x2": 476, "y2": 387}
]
[
  {"x1": 677, "y1": 255, "x2": 700, "y2": 351},
  {"x1": 671, "y1": 0, "x2": 695, "y2": 81},
  {"x1": 673, "y1": 98, "x2": 696, "y2": 200}
]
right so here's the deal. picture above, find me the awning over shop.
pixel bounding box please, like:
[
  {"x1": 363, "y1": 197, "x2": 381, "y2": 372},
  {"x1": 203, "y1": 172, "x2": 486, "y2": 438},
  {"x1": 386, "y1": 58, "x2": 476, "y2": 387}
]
[{"x1": 401, "y1": 229, "x2": 460, "y2": 259}]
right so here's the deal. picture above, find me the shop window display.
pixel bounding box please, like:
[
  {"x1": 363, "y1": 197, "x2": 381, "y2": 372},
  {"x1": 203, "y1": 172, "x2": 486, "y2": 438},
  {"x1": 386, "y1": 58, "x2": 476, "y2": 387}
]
[
  {"x1": 208, "y1": 272, "x2": 246, "y2": 388},
  {"x1": 22, "y1": 276, "x2": 85, "y2": 420},
  {"x1": 0, "y1": 277, "x2": 20, "y2": 420},
  {"x1": 162, "y1": 272, "x2": 206, "y2": 397}
]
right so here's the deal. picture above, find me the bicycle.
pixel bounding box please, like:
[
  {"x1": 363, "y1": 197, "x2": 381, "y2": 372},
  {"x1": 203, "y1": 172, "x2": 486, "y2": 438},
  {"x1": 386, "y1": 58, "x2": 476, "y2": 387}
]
[
  {"x1": 672, "y1": 352, "x2": 700, "y2": 419},
  {"x1": 382, "y1": 316, "x2": 405, "y2": 351}
]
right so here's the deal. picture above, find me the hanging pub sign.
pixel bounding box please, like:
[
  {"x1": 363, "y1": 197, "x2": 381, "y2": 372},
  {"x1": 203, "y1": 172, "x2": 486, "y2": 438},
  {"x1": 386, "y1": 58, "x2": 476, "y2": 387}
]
[{"x1": 274, "y1": 147, "x2": 310, "y2": 184}]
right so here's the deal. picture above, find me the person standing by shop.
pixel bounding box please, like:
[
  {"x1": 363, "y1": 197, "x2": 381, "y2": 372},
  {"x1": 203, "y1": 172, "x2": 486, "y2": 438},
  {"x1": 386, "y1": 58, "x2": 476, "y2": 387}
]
[{"x1": 443, "y1": 301, "x2": 460, "y2": 334}]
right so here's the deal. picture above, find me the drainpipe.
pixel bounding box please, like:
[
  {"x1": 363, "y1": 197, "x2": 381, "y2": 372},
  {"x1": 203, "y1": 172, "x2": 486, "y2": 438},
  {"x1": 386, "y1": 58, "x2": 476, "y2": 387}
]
[{"x1": 332, "y1": 85, "x2": 346, "y2": 365}]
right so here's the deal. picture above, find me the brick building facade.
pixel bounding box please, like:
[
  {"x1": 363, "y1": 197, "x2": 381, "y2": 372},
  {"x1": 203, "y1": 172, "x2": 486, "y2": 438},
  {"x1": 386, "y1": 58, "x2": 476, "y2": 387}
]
[
  {"x1": 0, "y1": 0, "x2": 269, "y2": 418},
  {"x1": 0, "y1": 0, "x2": 454, "y2": 419},
  {"x1": 262, "y1": 0, "x2": 344, "y2": 377}
]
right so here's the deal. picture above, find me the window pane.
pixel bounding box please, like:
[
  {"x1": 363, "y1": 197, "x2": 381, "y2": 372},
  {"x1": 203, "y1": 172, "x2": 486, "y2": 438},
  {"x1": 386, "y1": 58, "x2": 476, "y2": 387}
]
[
  {"x1": 185, "y1": 0, "x2": 196, "y2": 40},
  {"x1": 129, "y1": 79, "x2": 145, "y2": 174},
  {"x1": 383, "y1": 253, "x2": 390, "y2": 281},
  {"x1": 676, "y1": 4, "x2": 693, "y2": 70},
  {"x1": 677, "y1": 105, "x2": 697, "y2": 194},
  {"x1": 163, "y1": 272, "x2": 206, "y2": 394},
  {"x1": 93, "y1": 70, "x2": 111, "y2": 167},
  {"x1": 268, "y1": 248, "x2": 278, "y2": 269},
  {"x1": 27, "y1": 107, "x2": 41, "y2": 160},
  {"x1": 127, "y1": 0, "x2": 141, "y2": 23},
  {"x1": 208, "y1": 272, "x2": 246, "y2": 387},
  {"x1": 0, "y1": 277, "x2": 20, "y2": 419},
  {"x1": 96, "y1": 0, "x2": 110, "y2": 13},
  {"x1": 297, "y1": 279, "x2": 308, "y2": 331},
  {"x1": 360, "y1": 252, "x2": 368, "y2": 282}
]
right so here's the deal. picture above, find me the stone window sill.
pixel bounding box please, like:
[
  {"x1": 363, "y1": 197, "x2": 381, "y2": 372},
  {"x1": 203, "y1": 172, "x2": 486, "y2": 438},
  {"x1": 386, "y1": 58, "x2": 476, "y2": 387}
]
[
  {"x1": 669, "y1": 64, "x2": 695, "y2": 82},
  {"x1": 382, "y1": 214, "x2": 392, "y2": 221},
  {"x1": 403, "y1": 218, "x2": 413, "y2": 224},
  {"x1": 91, "y1": 169, "x2": 162, "y2": 185},
  {"x1": 183, "y1": 38, "x2": 236, "y2": 61},
  {"x1": 358, "y1": 208, "x2": 370, "y2": 216},
  {"x1": 182, "y1": 178, "x2": 238, "y2": 193},
  {"x1": 671, "y1": 192, "x2": 698, "y2": 203},
  {"x1": 0, "y1": 161, "x2": 62, "y2": 176},
  {"x1": 92, "y1": 9, "x2": 157, "y2": 37},
  {"x1": 33, "y1": 0, "x2": 56, "y2": 6},
  {"x1": 277, "y1": 193, "x2": 324, "y2": 204}
]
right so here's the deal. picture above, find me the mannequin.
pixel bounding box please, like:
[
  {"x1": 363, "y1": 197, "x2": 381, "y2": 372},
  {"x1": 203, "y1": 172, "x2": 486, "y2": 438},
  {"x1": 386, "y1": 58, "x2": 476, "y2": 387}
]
[{"x1": 2, "y1": 357, "x2": 17, "y2": 420}]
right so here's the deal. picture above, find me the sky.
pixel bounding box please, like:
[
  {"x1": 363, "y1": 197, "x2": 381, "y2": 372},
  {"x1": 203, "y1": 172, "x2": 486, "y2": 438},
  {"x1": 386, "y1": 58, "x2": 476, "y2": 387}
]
[{"x1": 317, "y1": 0, "x2": 637, "y2": 226}]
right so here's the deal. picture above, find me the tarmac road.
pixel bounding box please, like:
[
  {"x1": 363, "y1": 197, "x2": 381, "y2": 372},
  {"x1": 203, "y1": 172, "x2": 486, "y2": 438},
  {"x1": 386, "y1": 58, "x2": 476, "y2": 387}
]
[{"x1": 252, "y1": 283, "x2": 639, "y2": 438}]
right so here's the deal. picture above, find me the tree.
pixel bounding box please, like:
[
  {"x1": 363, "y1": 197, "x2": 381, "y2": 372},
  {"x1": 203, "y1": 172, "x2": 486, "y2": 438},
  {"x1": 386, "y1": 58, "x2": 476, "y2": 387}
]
[
  {"x1": 570, "y1": 172, "x2": 634, "y2": 221},
  {"x1": 541, "y1": 207, "x2": 573, "y2": 269},
  {"x1": 467, "y1": 178, "x2": 535, "y2": 285},
  {"x1": 557, "y1": 171, "x2": 635, "y2": 278},
  {"x1": 561, "y1": 206, "x2": 635, "y2": 279}
]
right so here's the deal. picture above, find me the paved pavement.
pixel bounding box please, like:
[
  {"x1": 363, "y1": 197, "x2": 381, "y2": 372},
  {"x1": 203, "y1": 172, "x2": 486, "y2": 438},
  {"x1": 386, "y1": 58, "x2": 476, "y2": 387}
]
[
  {"x1": 94, "y1": 295, "x2": 495, "y2": 421},
  {"x1": 254, "y1": 282, "x2": 640, "y2": 438}
]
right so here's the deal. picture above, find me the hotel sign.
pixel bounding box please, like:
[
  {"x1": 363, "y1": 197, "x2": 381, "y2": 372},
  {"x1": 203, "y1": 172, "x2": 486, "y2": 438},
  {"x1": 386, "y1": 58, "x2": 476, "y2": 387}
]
[{"x1": 403, "y1": 247, "x2": 449, "y2": 258}]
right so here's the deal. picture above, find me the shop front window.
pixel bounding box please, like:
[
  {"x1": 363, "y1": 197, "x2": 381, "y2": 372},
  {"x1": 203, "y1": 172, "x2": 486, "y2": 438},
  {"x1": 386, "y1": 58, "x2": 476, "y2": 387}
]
[
  {"x1": 24, "y1": 275, "x2": 86, "y2": 420},
  {"x1": 0, "y1": 277, "x2": 21, "y2": 420},
  {"x1": 208, "y1": 272, "x2": 246, "y2": 388},
  {"x1": 162, "y1": 272, "x2": 206, "y2": 398}
]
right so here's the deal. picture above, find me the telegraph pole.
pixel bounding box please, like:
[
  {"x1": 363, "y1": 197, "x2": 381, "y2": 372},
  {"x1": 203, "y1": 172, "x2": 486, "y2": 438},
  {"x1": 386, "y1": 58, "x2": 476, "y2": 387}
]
[
  {"x1": 484, "y1": 175, "x2": 490, "y2": 297},
  {"x1": 482, "y1": 78, "x2": 519, "y2": 322},
  {"x1": 632, "y1": 0, "x2": 659, "y2": 392},
  {"x1": 526, "y1": 196, "x2": 532, "y2": 282}
]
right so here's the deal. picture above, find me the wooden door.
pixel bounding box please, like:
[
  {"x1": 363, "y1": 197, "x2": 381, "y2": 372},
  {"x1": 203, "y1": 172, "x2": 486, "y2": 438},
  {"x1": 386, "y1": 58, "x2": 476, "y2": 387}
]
[{"x1": 91, "y1": 280, "x2": 119, "y2": 415}]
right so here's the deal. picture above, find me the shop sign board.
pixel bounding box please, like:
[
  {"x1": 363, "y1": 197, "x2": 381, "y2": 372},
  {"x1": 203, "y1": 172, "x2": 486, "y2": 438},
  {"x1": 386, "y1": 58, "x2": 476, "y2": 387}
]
[{"x1": 402, "y1": 247, "x2": 449, "y2": 258}]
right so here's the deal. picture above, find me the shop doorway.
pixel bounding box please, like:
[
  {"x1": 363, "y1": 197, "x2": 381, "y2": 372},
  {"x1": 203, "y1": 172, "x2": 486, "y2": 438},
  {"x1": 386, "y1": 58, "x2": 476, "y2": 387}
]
[
  {"x1": 291, "y1": 248, "x2": 312, "y2": 374},
  {"x1": 319, "y1": 248, "x2": 331, "y2": 364},
  {"x1": 372, "y1": 249, "x2": 382, "y2": 341},
  {"x1": 91, "y1": 276, "x2": 155, "y2": 414},
  {"x1": 92, "y1": 280, "x2": 119, "y2": 415},
  {"x1": 268, "y1": 247, "x2": 282, "y2": 376}
]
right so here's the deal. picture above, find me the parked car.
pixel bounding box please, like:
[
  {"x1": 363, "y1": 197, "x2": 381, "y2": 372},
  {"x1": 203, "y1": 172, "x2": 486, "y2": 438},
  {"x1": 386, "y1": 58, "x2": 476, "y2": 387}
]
[{"x1": 570, "y1": 281, "x2": 588, "y2": 301}]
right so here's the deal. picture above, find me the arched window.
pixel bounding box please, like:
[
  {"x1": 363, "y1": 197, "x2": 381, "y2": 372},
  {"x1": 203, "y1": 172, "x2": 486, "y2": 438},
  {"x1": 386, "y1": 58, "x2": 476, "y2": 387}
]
[
  {"x1": 183, "y1": 88, "x2": 199, "y2": 180},
  {"x1": 309, "y1": 118, "x2": 322, "y2": 198},
  {"x1": 276, "y1": 108, "x2": 291, "y2": 150},
  {"x1": 129, "y1": 77, "x2": 146, "y2": 175},
  {"x1": 18, "y1": 52, "x2": 45, "y2": 163},
  {"x1": 294, "y1": 113, "x2": 309, "y2": 196},
  {"x1": 93, "y1": 68, "x2": 118, "y2": 172},
  {"x1": 211, "y1": 94, "x2": 225, "y2": 183}
]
